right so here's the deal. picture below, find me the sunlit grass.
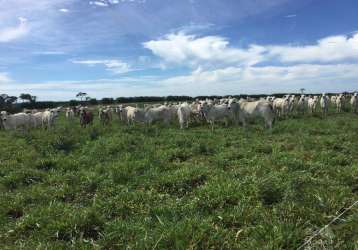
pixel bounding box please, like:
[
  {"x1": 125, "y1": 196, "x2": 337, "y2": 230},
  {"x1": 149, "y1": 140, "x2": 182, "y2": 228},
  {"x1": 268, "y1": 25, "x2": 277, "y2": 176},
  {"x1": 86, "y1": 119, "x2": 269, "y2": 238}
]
[{"x1": 0, "y1": 111, "x2": 357, "y2": 249}]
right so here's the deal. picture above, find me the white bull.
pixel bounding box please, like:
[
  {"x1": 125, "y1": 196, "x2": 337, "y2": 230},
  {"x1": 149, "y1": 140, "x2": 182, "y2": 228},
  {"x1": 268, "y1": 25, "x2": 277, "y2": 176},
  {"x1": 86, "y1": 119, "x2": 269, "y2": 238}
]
[
  {"x1": 232, "y1": 99, "x2": 274, "y2": 130},
  {"x1": 177, "y1": 102, "x2": 192, "y2": 129},
  {"x1": 145, "y1": 105, "x2": 172, "y2": 125},
  {"x1": 126, "y1": 106, "x2": 145, "y2": 125},
  {"x1": 42, "y1": 109, "x2": 60, "y2": 129},
  {"x1": 65, "y1": 108, "x2": 75, "y2": 120},
  {"x1": 308, "y1": 96, "x2": 319, "y2": 113},
  {"x1": 320, "y1": 93, "x2": 329, "y2": 116},
  {"x1": 297, "y1": 95, "x2": 307, "y2": 114},
  {"x1": 336, "y1": 94, "x2": 345, "y2": 113},
  {"x1": 0, "y1": 111, "x2": 32, "y2": 130},
  {"x1": 273, "y1": 97, "x2": 289, "y2": 117},
  {"x1": 198, "y1": 102, "x2": 231, "y2": 131}
]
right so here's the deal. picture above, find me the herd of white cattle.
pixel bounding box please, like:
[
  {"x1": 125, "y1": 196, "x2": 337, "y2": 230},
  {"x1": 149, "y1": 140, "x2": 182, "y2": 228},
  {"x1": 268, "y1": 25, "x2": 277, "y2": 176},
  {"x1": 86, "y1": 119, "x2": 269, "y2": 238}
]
[{"x1": 1, "y1": 93, "x2": 357, "y2": 131}]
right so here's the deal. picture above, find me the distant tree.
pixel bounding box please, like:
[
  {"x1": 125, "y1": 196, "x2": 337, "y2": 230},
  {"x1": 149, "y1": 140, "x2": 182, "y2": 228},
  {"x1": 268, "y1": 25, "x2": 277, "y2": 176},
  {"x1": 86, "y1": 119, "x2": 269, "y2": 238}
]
[
  {"x1": 0, "y1": 94, "x2": 7, "y2": 109},
  {"x1": 31, "y1": 96, "x2": 37, "y2": 103},
  {"x1": 101, "y1": 98, "x2": 115, "y2": 105},
  {"x1": 76, "y1": 92, "x2": 87, "y2": 101},
  {"x1": 6, "y1": 96, "x2": 18, "y2": 105},
  {"x1": 89, "y1": 98, "x2": 98, "y2": 105},
  {"x1": 19, "y1": 93, "x2": 32, "y2": 102},
  {"x1": 69, "y1": 100, "x2": 79, "y2": 107},
  {"x1": 300, "y1": 88, "x2": 306, "y2": 94}
]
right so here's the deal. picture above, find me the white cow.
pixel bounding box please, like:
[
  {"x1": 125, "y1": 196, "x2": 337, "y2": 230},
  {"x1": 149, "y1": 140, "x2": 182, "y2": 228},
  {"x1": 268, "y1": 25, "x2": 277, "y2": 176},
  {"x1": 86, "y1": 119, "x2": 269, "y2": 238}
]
[
  {"x1": 42, "y1": 109, "x2": 60, "y2": 129},
  {"x1": 116, "y1": 105, "x2": 128, "y2": 123},
  {"x1": 145, "y1": 105, "x2": 172, "y2": 125},
  {"x1": 0, "y1": 111, "x2": 32, "y2": 130},
  {"x1": 320, "y1": 93, "x2": 329, "y2": 116},
  {"x1": 297, "y1": 95, "x2": 307, "y2": 114},
  {"x1": 336, "y1": 94, "x2": 345, "y2": 113},
  {"x1": 65, "y1": 108, "x2": 75, "y2": 120},
  {"x1": 167, "y1": 104, "x2": 179, "y2": 122},
  {"x1": 288, "y1": 95, "x2": 297, "y2": 113},
  {"x1": 230, "y1": 99, "x2": 274, "y2": 130},
  {"x1": 177, "y1": 102, "x2": 192, "y2": 129},
  {"x1": 350, "y1": 93, "x2": 358, "y2": 113},
  {"x1": 273, "y1": 97, "x2": 289, "y2": 117},
  {"x1": 198, "y1": 102, "x2": 231, "y2": 131},
  {"x1": 308, "y1": 96, "x2": 319, "y2": 113},
  {"x1": 125, "y1": 106, "x2": 144, "y2": 125},
  {"x1": 330, "y1": 95, "x2": 337, "y2": 106},
  {"x1": 31, "y1": 112, "x2": 45, "y2": 128}
]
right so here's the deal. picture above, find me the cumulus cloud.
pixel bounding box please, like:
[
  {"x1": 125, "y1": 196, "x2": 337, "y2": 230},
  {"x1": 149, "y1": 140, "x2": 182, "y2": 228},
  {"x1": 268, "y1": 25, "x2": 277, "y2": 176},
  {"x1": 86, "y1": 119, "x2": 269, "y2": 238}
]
[
  {"x1": 144, "y1": 32, "x2": 358, "y2": 69},
  {"x1": 3, "y1": 62, "x2": 358, "y2": 100},
  {"x1": 72, "y1": 59, "x2": 132, "y2": 74},
  {"x1": 0, "y1": 17, "x2": 29, "y2": 42},
  {"x1": 143, "y1": 32, "x2": 266, "y2": 68},
  {"x1": 269, "y1": 34, "x2": 358, "y2": 63},
  {"x1": 161, "y1": 64, "x2": 358, "y2": 95}
]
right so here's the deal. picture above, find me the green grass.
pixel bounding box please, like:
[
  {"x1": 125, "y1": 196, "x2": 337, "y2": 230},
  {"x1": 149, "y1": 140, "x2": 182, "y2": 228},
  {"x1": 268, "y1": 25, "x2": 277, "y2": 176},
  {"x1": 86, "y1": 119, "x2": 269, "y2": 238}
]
[{"x1": 0, "y1": 112, "x2": 357, "y2": 249}]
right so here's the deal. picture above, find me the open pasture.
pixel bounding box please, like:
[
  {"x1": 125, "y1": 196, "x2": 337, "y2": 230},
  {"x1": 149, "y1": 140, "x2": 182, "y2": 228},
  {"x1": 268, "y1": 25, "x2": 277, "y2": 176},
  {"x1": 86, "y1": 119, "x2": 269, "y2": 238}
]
[{"x1": 0, "y1": 110, "x2": 357, "y2": 249}]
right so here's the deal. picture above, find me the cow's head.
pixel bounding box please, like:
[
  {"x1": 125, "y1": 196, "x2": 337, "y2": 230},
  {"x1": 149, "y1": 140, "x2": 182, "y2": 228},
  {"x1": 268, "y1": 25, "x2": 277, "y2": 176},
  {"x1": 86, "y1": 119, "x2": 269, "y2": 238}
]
[
  {"x1": 198, "y1": 101, "x2": 209, "y2": 113},
  {"x1": 227, "y1": 98, "x2": 237, "y2": 110},
  {"x1": 0, "y1": 111, "x2": 8, "y2": 121}
]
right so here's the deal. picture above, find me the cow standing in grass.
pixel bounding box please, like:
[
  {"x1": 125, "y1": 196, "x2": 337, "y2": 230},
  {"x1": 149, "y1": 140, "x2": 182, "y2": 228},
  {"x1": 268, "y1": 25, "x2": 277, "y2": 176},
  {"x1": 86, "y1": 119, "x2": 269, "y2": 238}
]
[
  {"x1": 0, "y1": 111, "x2": 32, "y2": 130},
  {"x1": 308, "y1": 96, "x2": 319, "y2": 113},
  {"x1": 320, "y1": 93, "x2": 329, "y2": 117},
  {"x1": 350, "y1": 93, "x2": 357, "y2": 113},
  {"x1": 336, "y1": 94, "x2": 345, "y2": 113},
  {"x1": 79, "y1": 108, "x2": 93, "y2": 128},
  {"x1": 198, "y1": 101, "x2": 231, "y2": 131},
  {"x1": 42, "y1": 109, "x2": 60, "y2": 129},
  {"x1": 297, "y1": 95, "x2": 307, "y2": 114},
  {"x1": 177, "y1": 102, "x2": 192, "y2": 129},
  {"x1": 273, "y1": 96, "x2": 289, "y2": 118},
  {"x1": 65, "y1": 108, "x2": 75, "y2": 121},
  {"x1": 228, "y1": 99, "x2": 274, "y2": 131},
  {"x1": 145, "y1": 105, "x2": 172, "y2": 126},
  {"x1": 99, "y1": 108, "x2": 111, "y2": 126}
]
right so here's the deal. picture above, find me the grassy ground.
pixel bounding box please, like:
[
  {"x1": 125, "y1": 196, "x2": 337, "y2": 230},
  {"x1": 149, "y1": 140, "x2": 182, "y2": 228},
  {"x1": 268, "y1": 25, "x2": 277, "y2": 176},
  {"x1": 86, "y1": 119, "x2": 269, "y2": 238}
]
[{"x1": 0, "y1": 111, "x2": 357, "y2": 249}]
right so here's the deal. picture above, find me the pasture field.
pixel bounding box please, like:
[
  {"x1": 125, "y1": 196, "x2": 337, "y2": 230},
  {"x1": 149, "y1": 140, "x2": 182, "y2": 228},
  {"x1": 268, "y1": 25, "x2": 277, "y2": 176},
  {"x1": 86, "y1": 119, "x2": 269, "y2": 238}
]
[{"x1": 0, "y1": 111, "x2": 357, "y2": 249}]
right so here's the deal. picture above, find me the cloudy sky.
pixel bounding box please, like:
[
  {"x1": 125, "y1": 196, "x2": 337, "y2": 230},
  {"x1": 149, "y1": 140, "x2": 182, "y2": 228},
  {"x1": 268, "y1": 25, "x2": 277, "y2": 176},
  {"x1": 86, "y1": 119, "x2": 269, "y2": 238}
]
[{"x1": 0, "y1": 0, "x2": 358, "y2": 100}]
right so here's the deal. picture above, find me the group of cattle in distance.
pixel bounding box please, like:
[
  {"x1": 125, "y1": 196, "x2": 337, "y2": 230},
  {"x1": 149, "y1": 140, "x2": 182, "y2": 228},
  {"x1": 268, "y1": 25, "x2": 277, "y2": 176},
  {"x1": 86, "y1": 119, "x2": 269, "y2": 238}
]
[{"x1": 1, "y1": 93, "x2": 357, "y2": 132}]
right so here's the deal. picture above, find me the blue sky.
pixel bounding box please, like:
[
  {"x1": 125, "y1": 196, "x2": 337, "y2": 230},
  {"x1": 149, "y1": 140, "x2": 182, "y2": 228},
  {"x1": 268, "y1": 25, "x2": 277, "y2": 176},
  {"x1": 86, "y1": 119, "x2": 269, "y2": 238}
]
[{"x1": 0, "y1": 0, "x2": 358, "y2": 100}]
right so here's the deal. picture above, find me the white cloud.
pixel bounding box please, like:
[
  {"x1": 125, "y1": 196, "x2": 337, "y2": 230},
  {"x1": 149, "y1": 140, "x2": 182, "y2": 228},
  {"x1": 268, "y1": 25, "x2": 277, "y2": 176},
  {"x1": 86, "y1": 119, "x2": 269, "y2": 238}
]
[
  {"x1": 33, "y1": 51, "x2": 66, "y2": 55},
  {"x1": 89, "y1": 0, "x2": 145, "y2": 7},
  {"x1": 2, "y1": 63, "x2": 358, "y2": 100},
  {"x1": 285, "y1": 14, "x2": 297, "y2": 18},
  {"x1": 145, "y1": 32, "x2": 358, "y2": 69},
  {"x1": 161, "y1": 64, "x2": 358, "y2": 95},
  {"x1": 143, "y1": 32, "x2": 266, "y2": 68},
  {"x1": 0, "y1": 17, "x2": 29, "y2": 42},
  {"x1": 72, "y1": 59, "x2": 132, "y2": 74},
  {"x1": 89, "y1": 1, "x2": 109, "y2": 7},
  {"x1": 0, "y1": 72, "x2": 12, "y2": 83},
  {"x1": 269, "y1": 34, "x2": 358, "y2": 63},
  {"x1": 59, "y1": 8, "x2": 70, "y2": 13}
]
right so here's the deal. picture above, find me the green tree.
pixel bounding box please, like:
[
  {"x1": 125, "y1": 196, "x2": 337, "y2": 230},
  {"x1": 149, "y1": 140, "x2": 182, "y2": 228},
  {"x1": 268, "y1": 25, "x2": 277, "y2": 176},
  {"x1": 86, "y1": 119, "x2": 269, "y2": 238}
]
[{"x1": 76, "y1": 92, "x2": 88, "y2": 101}]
